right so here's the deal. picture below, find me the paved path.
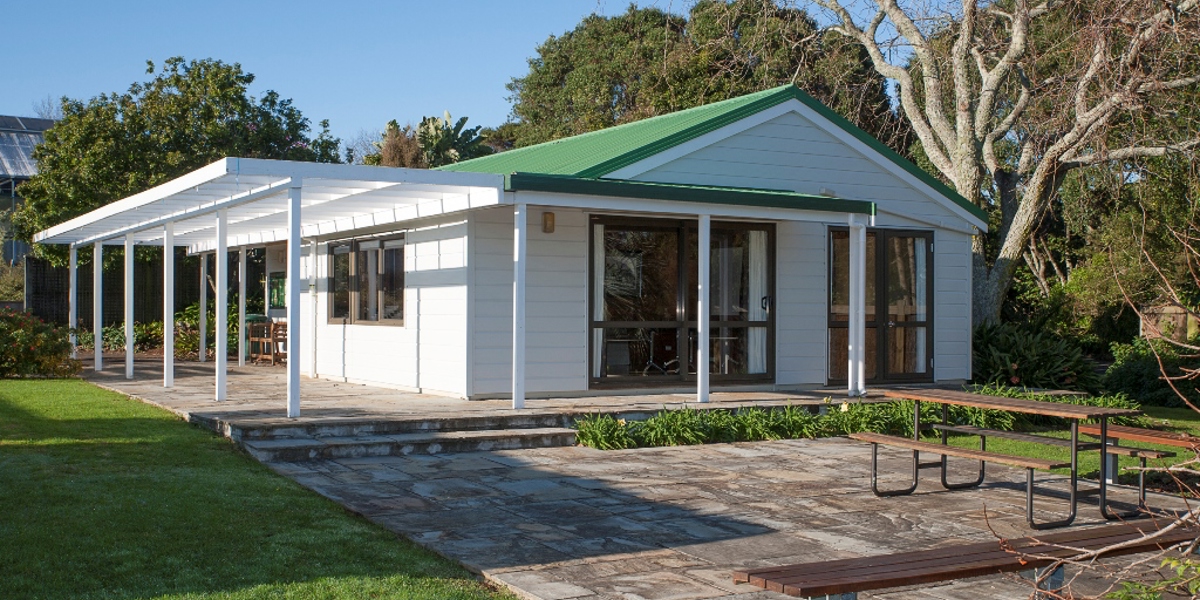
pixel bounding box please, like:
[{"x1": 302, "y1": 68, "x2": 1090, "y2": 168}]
[
  {"x1": 268, "y1": 440, "x2": 1155, "y2": 599},
  {"x1": 84, "y1": 360, "x2": 1170, "y2": 599}
]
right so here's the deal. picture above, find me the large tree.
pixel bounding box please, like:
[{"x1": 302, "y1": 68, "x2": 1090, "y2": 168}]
[
  {"x1": 812, "y1": 0, "x2": 1200, "y2": 324},
  {"x1": 15, "y1": 57, "x2": 341, "y2": 265},
  {"x1": 506, "y1": 0, "x2": 907, "y2": 149}
]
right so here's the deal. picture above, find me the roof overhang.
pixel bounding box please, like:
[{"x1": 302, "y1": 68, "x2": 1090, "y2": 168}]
[
  {"x1": 504, "y1": 172, "x2": 875, "y2": 216},
  {"x1": 34, "y1": 158, "x2": 505, "y2": 253}
]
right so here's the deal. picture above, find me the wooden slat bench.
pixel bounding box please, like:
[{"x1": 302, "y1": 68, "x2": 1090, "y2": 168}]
[
  {"x1": 850, "y1": 431, "x2": 1078, "y2": 528},
  {"x1": 1079, "y1": 424, "x2": 1200, "y2": 450},
  {"x1": 733, "y1": 520, "x2": 1197, "y2": 598}
]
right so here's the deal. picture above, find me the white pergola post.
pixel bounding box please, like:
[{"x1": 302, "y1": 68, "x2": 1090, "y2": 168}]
[
  {"x1": 163, "y1": 223, "x2": 174, "y2": 387},
  {"x1": 848, "y1": 214, "x2": 868, "y2": 396},
  {"x1": 93, "y1": 242, "x2": 103, "y2": 371},
  {"x1": 286, "y1": 180, "x2": 302, "y2": 418},
  {"x1": 697, "y1": 214, "x2": 711, "y2": 403},
  {"x1": 215, "y1": 209, "x2": 228, "y2": 401},
  {"x1": 124, "y1": 233, "x2": 135, "y2": 379},
  {"x1": 68, "y1": 245, "x2": 77, "y2": 358},
  {"x1": 238, "y1": 247, "x2": 246, "y2": 367},
  {"x1": 308, "y1": 238, "x2": 318, "y2": 379},
  {"x1": 199, "y1": 253, "x2": 207, "y2": 363},
  {"x1": 511, "y1": 203, "x2": 528, "y2": 410}
]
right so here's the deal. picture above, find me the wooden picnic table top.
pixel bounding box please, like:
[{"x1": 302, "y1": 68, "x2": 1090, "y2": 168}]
[{"x1": 879, "y1": 388, "x2": 1142, "y2": 420}]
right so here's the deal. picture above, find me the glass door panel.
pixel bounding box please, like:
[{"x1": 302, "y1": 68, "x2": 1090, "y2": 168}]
[{"x1": 828, "y1": 229, "x2": 931, "y2": 383}]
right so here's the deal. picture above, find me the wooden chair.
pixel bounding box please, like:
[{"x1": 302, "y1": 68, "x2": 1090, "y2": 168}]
[
  {"x1": 270, "y1": 322, "x2": 287, "y2": 366},
  {"x1": 247, "y1": 322, "x2": 272, "y2": 363}
]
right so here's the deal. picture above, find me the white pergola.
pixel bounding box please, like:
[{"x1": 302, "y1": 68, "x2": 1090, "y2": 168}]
[
  {"x1": 36, "y1": 157, "x2": 872, "y2": 417},
  {"x1": 36, "y1": 158, "x2": 505, "y2": 417}
]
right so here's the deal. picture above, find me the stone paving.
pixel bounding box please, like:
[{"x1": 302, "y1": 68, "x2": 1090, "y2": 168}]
[{"x1": 85, "y1": 359, "x2": 1179, "y2": 599}]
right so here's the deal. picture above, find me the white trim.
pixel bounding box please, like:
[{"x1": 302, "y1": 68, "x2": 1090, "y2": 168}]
[
  {"x1": 124, "y1": 233, "x2": 134, "y2": 379},
  {"x1": 286, "y1": 180, "x2": 302, "y2": 418},
  {"x1": 93, "y1": 242, "x2": 102, "y2": 371},
  {"x1": 512, "y1": 203, "x2": 527, "y2": 410},
  {"x1": 512, "y1": 190, "x2": 861, "y2": 224},
  {"x1": 68, "y1": 246, "x2": 77, "y2": 358},
  {"x1": 215, "y1": 209, "x2": 228, "y2": 401},
  {"x1": 697, "y1": 214, "x2": 711, "y2": 403}
]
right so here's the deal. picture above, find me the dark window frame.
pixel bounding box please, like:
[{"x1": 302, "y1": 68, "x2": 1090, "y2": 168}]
[
  {"x1": 327, "y1": 235, "x2": 405, "y2": 326},
  {"x1": 827, "y1": 226, "x2": 934, "y2": 384},
  {"x1": 587, "y1": 215, "x2": 776, "y2": 387}
]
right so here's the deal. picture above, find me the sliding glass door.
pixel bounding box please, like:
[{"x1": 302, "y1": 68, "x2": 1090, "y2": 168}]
[
  {"x1": 590, "y1": 217, "x2": 774, "y2": 386},
  {"x1": 828, "y1": 228, "x2": 933, "y2": 384}
]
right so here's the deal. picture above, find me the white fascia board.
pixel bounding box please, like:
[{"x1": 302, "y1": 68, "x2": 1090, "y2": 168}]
[
  {"x1": 513, "y1": 190, "x2": 853, "y2": 223},
  {"x1": 875, "y1": 208, "x2": 976, "y2": 235},
  {"x1": 183, "y1": 186, "x2": 502, "y2": 253},
  {"x1": 35, "y1": 159, "x2": 232, "y2": 244},
  {"x1": 606, "y1": 99, "x2": 987, "y2": 233},
  {"x1": 225, "y1": 157, "x2": 505, "y2": 189}
]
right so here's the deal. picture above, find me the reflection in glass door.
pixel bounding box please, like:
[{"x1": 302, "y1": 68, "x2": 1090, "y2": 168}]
[
  {"x1": 591, "y1": 218, "x2": 773, "y2": 385},
  {"x1": 828, "y1": 229, "x2": 933, "y2": 383}
]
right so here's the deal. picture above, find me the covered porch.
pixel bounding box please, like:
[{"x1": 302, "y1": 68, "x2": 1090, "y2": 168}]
[{"x1": 35, "y1": 158, "x2": 875, "y2": 418}]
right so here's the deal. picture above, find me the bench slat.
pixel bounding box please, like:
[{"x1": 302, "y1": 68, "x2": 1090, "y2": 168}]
[
  {"x1": 880, "y1": 388, "x2": 1141, "y2": 419},
  {"x1": 735, "y1": 522, "x2": 1196, "y2": 597},
  {"x1": 1079, "y1": 424, "x2": 1200, "y2": 450},
  {"x1": 849, "y1": 432, "x2": 1071, "y2": 470},
  {"x1": 934, "y1": 425, "x2": 1172, "y2": 458}
]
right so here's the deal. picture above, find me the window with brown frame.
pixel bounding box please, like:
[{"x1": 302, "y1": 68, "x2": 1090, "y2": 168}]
[{"x1": 328, "y1": 236, "x2": 405, "y2": 325}]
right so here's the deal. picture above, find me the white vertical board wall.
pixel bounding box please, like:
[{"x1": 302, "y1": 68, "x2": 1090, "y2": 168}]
[
  {"x1": 307, "y1": 215, "x2": 470, "y2": 396},
  {"x1": 469, "y1": 206, "x2": 589, "y2": 398},
  {"x1": 932, "y1": 228, "x2": 973, "y2": 380}
]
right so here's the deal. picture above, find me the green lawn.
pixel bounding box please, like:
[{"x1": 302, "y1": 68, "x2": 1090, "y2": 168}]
[
  {"x1": 941, "y1": 406, "x2": 1200, "y2": 491},
  {"x1": 0, "y1": 380, "x2": 512, "y2": 600}
]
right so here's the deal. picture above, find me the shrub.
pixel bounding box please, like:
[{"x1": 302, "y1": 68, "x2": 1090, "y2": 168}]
[
  {"x1": 973, "y1": 322, "x2": 1101, "y2": 392},
  {"x1": 0, "y1": 309, "x2": 80, "y2": 377},
  {"x1": 1104, "y1": 338, "x2": 1198, "y2": 407},
  {"x1": 574, "y1": 414, "x2": 637, "y2": 450}
]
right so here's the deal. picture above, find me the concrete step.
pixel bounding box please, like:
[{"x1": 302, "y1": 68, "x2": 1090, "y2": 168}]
[
  {"x1": 241, "y1": 427, "x2": 577, "y2": 462},
  {"x1": 232, "y1": 413, "x2": 576, "y2": 441}
]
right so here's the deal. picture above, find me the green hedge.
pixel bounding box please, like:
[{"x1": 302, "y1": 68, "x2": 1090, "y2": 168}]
[
  {"x1": 575, "y1": 386, "x2": 1144, "y2": 450},
  {"x1": 1104, "y1": 338, "x2": 1198, "y2": 407},
  {"x1": 0, "y1": 309, "x2": 80, "y2": 377}
]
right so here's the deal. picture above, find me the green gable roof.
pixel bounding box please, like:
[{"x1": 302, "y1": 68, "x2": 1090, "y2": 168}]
[{"x1": 442, "y1": 84, "x2": 987, "y2": 223}]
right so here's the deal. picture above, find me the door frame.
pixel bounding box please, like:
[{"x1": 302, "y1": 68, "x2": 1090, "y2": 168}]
[
  {"x1": 587, "y1": 215, "x2": 776, "y2": 388},
  {"x1": 827, "y1": 226, "x2": 935, "y2": 385}
]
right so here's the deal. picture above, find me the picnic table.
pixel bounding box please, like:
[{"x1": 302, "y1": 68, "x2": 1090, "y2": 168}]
[{"x1": 853, "y1": 388, "x2": 1144, "y2": 529}]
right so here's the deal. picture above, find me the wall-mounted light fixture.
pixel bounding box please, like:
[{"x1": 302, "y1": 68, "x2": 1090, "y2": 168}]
[{"x1": 542, "y1": 212, "x2": 556, "y2": 234}]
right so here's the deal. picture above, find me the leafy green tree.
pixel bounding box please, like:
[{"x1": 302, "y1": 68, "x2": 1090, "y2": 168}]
[
  {"x1": 505, "y1": 0, "x2": 905, "y2": 150},
  {"x1": 417, "y1": 112, "x2": 494, "y2": 168},
  {"x1": 15, "y1": 57, "x2": 341, "y2": 266}
]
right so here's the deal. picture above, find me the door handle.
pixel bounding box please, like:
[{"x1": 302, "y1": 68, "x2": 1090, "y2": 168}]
[
  {"x1": 888, "y1": 320, "x2": 896, "y2": 328},
  {"x1": 761, "y1": 296, "x2": 771, "y2": 312}
]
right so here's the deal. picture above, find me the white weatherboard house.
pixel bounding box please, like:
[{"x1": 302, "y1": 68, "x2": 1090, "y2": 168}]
[{"x1": 35, "y1": 85, "x2": 988, "y2": 416}]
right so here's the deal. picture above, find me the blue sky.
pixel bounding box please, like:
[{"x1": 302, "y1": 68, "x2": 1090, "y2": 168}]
[{"x1": 5, "y1": 1, "x2": 654, "y2": 147}]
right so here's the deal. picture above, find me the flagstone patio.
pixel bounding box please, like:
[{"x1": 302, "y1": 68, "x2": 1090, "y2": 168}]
[{"x1": 85, "y1": 359, "x2": 1176, "y2": 599}]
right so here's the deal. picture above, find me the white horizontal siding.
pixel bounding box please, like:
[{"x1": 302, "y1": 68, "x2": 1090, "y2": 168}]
[
  {"x1": 634, "y1": 111, "x2": 962, "y2": 227},
  {"x1": 775, "y1": 221, "x2": 829, "y2": 386},
  {"x1": 933, "y1": 229, "x2": 973, "y2": 381},
  {"x1": 470, "y1": 206, "x2": 589, "y2": 397},
  {"x1": 306, "y1": 216, "x2": 469, "y2": 396}
]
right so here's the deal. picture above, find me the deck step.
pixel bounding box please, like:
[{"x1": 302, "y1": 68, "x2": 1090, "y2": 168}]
[
  {"x1": 241, "y1": 427, "x2": 577, "y2": 462},
  {"x1": 231, "y1": 413, "x2": 576, "y2": 441}
]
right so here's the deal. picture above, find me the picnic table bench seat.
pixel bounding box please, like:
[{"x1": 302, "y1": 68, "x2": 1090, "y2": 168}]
[
  {"x1": 1079, "y1": 424, "x2": 1200, "y2": 450},
  {"x1": 932, "y1": 424, "x2": 1174, "y2": 459},
  {"x1": 733, "y1": 520, "x2": 1197, "y2": 598},
  {"x1": 849, "y1": 432, "x2": 1071, "y2": 470}
]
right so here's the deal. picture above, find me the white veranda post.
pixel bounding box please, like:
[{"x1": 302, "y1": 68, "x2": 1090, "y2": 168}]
[
  {"x1": 199, "y1": 253, "x2": 207, "y2": 363},
  {"x1": 163, "y1": 223, "x2": 174, "y2": 388},
  {"x1": 125, "y1": 233, "x2": 135, "y2": 379},
  {"x1": 511, "y1": 203, "x2": 527, "y2": 410},
  {"x1": 215, "y1": 209, "x2": 228, "y2": 401},
  {"x1": 286, "y1": 180, "x2": 302, "y2": 418},
  {"x1": 93, "y1": 242, "x2": 103, "y2": 371},
  {"x1": 697, "y1": 214, "x2": 711, "y2": 403},
  {"x1": 847, "y1": 214, "x2": 868, "y2": 396},
  {"x1": 238, "y1": 248, "x2": 246, "y2": 367},
  {"x1": 68, "y1": 245, "x2": 77, "y2": 358}
]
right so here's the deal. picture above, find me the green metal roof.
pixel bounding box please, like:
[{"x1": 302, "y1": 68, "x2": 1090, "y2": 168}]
[
  {"x1": 505, "y1": 173, "x2": 876, "y2": 215},
  {"x1": 442, "y1": 84, "x2": 986, "y2": 223}
]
